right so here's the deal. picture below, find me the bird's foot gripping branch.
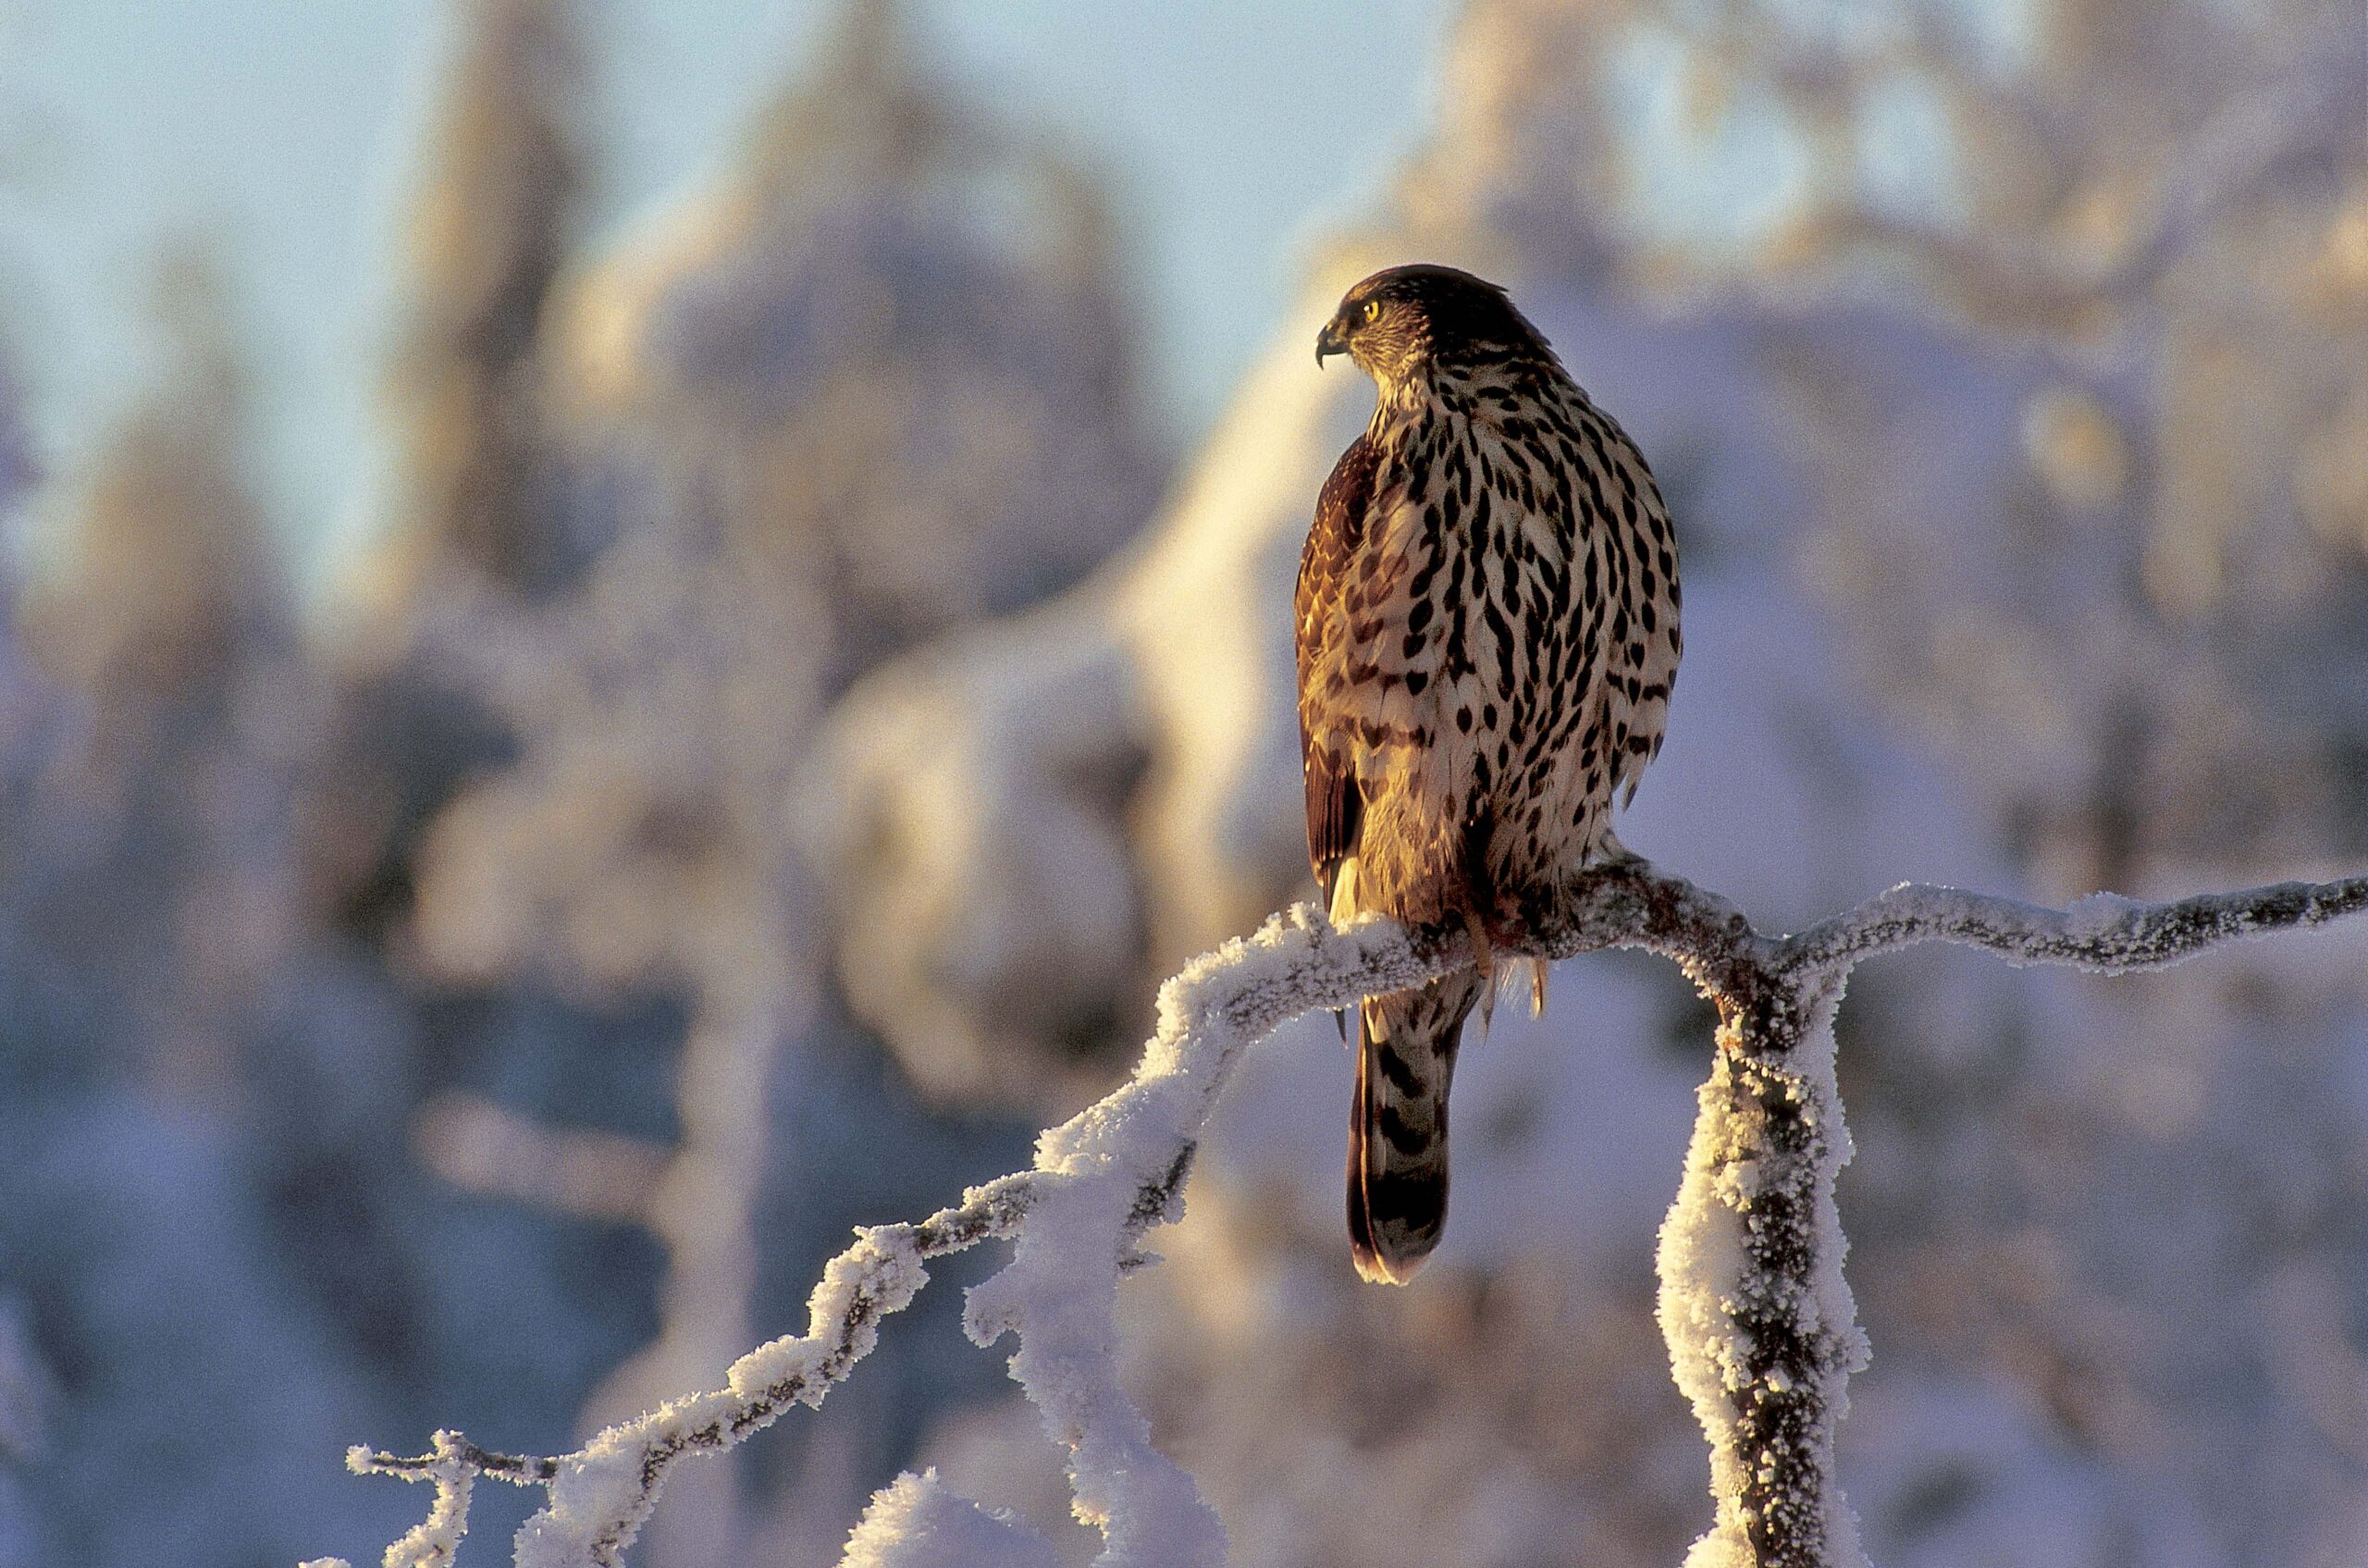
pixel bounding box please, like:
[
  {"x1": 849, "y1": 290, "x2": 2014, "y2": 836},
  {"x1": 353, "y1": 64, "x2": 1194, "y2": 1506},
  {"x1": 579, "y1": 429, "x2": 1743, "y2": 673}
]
[{"x1": 314, "y1": 857, "x2": 2368, "y2": 1568}]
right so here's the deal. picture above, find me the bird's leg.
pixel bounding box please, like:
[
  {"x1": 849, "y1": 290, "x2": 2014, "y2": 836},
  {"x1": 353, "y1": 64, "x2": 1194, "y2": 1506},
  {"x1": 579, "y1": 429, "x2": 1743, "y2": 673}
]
[
  {"x1": 1462, "y1": 904, "x2": 1495, "y2": 985},
  {"x1": 1326, "y1": 857, "x2": 1362, "y2": 1044},
  {"x1": 1464, "y1": 905, "x2": 1497, "y2": 1036},
  {"x1": 1457, "y1": 816, "x2": 1497, "y2": 1007}
]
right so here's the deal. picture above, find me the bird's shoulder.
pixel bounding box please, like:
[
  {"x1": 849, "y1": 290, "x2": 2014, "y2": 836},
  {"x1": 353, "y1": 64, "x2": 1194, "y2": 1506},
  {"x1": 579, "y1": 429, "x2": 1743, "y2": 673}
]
[
  {"x1": 1314, "y1": 429, "x2": 1381, "y2": 549},
  {"x1": 1298, "y1": 430, "x2": 1382, "y2": 635}
]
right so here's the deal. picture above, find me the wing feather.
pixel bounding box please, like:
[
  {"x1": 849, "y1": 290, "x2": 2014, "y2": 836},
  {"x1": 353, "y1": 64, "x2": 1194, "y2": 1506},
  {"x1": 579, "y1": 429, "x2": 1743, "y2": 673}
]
[{"x1": 1297, "y1": 432, "x2": 1378, "y2": 903}]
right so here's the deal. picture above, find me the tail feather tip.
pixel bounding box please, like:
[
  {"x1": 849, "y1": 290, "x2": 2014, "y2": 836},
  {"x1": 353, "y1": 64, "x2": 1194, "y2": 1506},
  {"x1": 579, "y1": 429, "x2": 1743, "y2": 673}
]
[{"x1": 1350, "y1": 1240, "x2": 1430, "y2": 1287}]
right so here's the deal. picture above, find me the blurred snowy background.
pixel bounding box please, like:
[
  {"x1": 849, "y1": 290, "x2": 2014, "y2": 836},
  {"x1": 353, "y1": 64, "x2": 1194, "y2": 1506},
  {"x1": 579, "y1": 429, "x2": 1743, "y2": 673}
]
[{"x1": 1, "y1": 0, "x2": 2365, "y2": 1563}]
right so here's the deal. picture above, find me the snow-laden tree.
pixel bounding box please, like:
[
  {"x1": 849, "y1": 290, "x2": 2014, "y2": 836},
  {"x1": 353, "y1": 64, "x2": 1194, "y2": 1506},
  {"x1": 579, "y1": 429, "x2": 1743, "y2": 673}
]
[
  {"x1": 317, "y1": 0, "x2": 593, "y2": 959},
  {"x1": 14, "y1": 243, "x2": 307, "y2": 1108},
  {"x1": 389, "y1": 3, "x2": 1166, "y2": 1562},
  {"x1": 372, "y1": 0, "x2": 591, "y2": 606},
  {"x1": 0, "y1": 247, "x2": 404, "y2": 1568},
  {"x1": 542, "y1": 0, "x2": 1160, "y2": 689},
  {"x1": 1450, "y1": 5, "x2": 2368, "y2": 1555}
]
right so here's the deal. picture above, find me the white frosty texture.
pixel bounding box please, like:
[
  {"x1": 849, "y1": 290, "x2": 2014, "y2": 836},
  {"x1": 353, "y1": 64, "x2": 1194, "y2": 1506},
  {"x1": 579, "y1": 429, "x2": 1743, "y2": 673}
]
[
  {"x1": 728, "y1": 1225, "x2": 929, "y2": 1397},
  {"x1": 391, "y1": 1472, "x2": 472, "y2": 1568},
  {"x1": 511, "y1": 1226, "x2": 931, "y2": 1568},
  {"x1": 343, "y1": 1431, "x2": 479, "y2": 1568},
  {"x1": 325, "y1": 905, "x2": 1437, "y2": 1568},
  {"x1": 956, "y1": 905, "x2": 1426, "y2": 1568},
  {"x1": 1658, "y1": 984, "x2": 1872, "y2": 1568},
  {"x1": 835, "y1": 1470, "x2": 1059, "y2": 1568},
  {"x1": 323, "y1": 853, "x2": 2367, "y2": 1568},
  {"x1": 2060, "y1": 891, "x2": 2142, "y2": 943}
]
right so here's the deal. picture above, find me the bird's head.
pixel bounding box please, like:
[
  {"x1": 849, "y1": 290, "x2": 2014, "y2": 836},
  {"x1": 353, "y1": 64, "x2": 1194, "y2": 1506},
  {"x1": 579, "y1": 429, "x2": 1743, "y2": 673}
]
[{"x1": 1314, "y1": 264, "x2": 1549, "y2": 385}]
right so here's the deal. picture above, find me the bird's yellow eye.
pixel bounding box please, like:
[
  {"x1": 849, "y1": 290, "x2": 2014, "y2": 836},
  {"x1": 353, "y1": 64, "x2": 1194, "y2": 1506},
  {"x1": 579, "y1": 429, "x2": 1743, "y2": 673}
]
[{"x1": 1362, "y1": 300, "x2": 1381, "y2": 323}]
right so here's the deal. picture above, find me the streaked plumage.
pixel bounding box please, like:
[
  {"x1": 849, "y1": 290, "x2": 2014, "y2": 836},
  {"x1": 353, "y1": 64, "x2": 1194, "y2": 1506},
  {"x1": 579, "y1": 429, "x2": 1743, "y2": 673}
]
[{"x1": 1299, "y1": 264, "x2": 1682, "y2": 1283}]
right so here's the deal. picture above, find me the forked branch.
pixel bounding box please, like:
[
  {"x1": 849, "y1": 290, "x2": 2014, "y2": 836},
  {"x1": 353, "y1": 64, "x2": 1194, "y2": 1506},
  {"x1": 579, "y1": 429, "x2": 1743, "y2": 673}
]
[{"x1": 318, "y1": 858, "x2": 2368, "y2": 1568}]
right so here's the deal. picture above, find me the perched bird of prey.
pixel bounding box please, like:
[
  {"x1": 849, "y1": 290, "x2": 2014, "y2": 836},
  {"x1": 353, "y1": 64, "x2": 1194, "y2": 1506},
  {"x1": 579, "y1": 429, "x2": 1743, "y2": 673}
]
[{"x1": 1300, "y1": 264, "x2": 1682, "y2": 1284}]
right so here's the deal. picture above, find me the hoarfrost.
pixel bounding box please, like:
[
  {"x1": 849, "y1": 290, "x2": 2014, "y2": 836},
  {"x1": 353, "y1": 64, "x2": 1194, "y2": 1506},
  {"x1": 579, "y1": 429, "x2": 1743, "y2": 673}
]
[
  {"x1": 321, "y1": 859, "x2": 2366, "y2": 1567},
  {"x1": 1658, "y1": 985, "x2": 1870, "y2": 1568},
  {"x1": 835, "y1": 1470, "x2": 1060, "y2": 1568}
]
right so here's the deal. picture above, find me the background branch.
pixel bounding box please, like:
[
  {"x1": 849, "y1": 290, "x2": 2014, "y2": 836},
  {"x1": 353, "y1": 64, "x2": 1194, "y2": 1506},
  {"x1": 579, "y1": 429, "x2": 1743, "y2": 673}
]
[{"x1": 319, "y1": 858, "x2": 2368, "y2": 1568}]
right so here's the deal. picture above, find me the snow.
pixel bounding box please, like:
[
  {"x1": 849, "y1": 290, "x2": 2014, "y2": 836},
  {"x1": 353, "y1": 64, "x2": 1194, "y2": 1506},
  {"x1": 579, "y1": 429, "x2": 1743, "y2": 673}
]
[
  {"x1": 834, "y1": 1470, "x2": 1058, "y2": 1568},
  {"x1": 804, "y1": 288, "x2": 1375, "y2": 1112},
  {"x1": 954, "y1": 905, "x2": 1444, "y2": 1568},
  {"x1": 1657, "y1": 982, "x2": 1871, "y2": 1568},
  {"x1": 1840, "y1": 1377, "x2": 2124, "y2": 1568},
  {"x1": 327, "y1": 852, "x2": 2366, "y2": 1564},
  {"x1": 504, "y1": 1224, "x2": 935, "y2": 1567},
  {"x1": 386, "y1": 1463, "x2": 472, "y2": 1568},
  {"x1": 325, "y1": 905, "x2": 1448, "y2": 1567},
  {"x1": 514, "y1": 1435, "x2": 654, "y2": 1567},
  {"x1": 727, "y1": 1227, "x2": 931, "y2": 1401},
  {"x1": 965, "y1": 1169, "x2": 1224, "y2": 1567},
  {"x1": 1789, "y1": 876, "x2": 2368, "y2": 978},
  {"x1": 346, "y1": 1432, "x2": 479, "y2": 1568},
  {"x1": 4, "y1": 2, "x2": 2362, "y2": 1565}
]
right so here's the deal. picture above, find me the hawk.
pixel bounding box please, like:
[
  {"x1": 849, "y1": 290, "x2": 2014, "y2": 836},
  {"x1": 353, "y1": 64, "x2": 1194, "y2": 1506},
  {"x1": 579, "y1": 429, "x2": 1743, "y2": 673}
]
[{"x1": 1299, "y1": 265, "x2": 1682, "y2": 1283}]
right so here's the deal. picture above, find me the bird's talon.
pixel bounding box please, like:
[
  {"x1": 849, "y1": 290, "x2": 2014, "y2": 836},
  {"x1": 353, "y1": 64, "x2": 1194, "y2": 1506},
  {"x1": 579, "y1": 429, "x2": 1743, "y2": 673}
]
[{"x1": 1462, "y1": 906, "x2": 1494, "y2": 985}]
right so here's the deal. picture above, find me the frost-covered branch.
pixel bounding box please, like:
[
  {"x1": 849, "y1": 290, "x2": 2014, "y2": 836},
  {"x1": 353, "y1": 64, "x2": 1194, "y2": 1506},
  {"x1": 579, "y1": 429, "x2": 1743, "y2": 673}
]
[
  {"x1": 329, "y1": 905, "x2": 1455, "y2": 1568},
  {"x1": 1784, "y1": 875, "x2": 2368, "y2": 977},
  {"x1": 343, "y1": 1179, "x2": 1032, "y2": 1568},
  {"x1": 321, "y1": 858, "x2": 2368, "y2": 1568},
  {"x1": 1546, "y1": 858, "x2": 2368, "y2": 1568}
]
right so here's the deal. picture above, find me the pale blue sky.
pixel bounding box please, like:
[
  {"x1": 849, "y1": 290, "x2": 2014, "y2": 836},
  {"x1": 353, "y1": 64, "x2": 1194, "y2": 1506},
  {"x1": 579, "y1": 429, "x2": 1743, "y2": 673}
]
[{"x1": 0, "y1": 0, "x2": 1456, "y2": 584}]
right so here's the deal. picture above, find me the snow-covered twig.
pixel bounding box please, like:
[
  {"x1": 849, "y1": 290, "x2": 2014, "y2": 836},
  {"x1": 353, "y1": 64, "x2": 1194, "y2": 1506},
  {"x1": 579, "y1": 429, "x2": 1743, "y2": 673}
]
[
  {"x1": 325, "y1": 858, "x2": 2368, "y2": 1568},
  {"x1": 338, "y1": 905, "x2": 1451, "y2": 1568},
  {"x1": 1784, "y1": 875, "x2": 2368, "y2": 977},
  {"x1": 351, "y1": 1185, "x2": 1030, "y2": 1568},
  {"x1": 345, "y1": 1428, "x2": 482, "y2": 1568}
]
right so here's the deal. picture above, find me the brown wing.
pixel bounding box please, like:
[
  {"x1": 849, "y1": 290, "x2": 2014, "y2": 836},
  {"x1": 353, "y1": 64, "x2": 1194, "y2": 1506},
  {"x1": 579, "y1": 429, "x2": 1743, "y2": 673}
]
[{"x1": 1297, "y1": 431, "x2": 1378, "y2": 906}]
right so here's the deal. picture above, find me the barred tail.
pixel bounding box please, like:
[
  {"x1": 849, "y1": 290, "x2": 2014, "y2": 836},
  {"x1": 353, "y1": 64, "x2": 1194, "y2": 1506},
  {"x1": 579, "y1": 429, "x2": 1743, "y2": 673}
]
[{"x1": 1347, "y1": 969, "x2": 1482, "y2": 1285}]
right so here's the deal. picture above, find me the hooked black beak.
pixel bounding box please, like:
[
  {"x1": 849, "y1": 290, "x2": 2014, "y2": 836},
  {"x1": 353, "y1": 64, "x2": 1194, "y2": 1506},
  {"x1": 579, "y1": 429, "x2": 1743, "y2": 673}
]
[{"x1": 1315, "y1": 317, "x2": 1349, "y2": 366}]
